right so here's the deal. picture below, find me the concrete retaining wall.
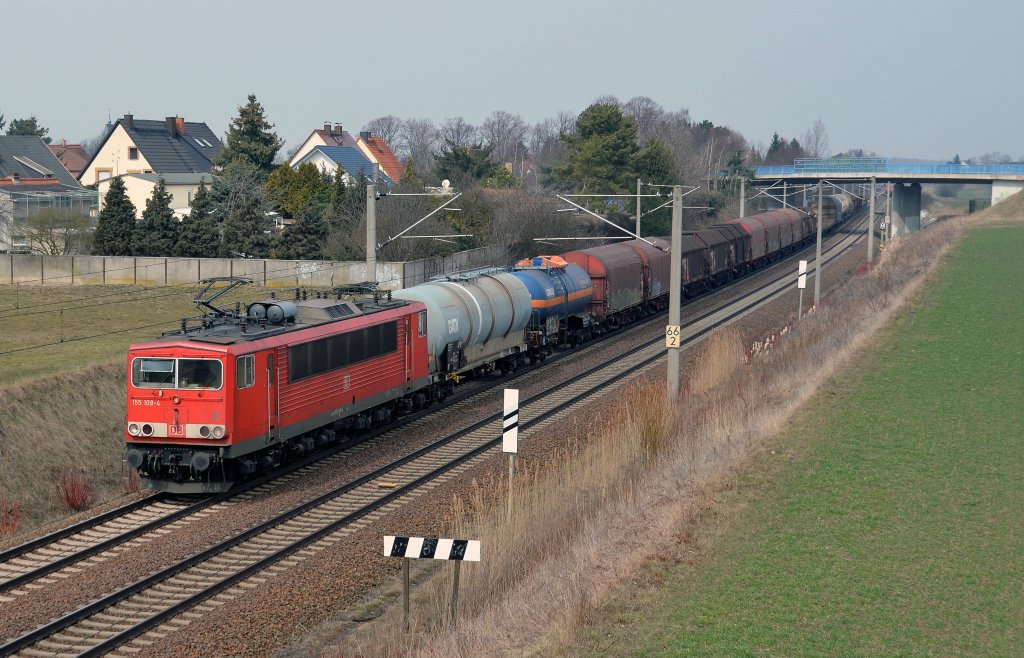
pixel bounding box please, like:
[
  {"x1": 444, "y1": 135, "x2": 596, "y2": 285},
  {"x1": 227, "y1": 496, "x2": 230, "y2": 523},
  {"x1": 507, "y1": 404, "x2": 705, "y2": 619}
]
[{"x1": 1, "y1": 246, "x2": 508, "y2": 289}]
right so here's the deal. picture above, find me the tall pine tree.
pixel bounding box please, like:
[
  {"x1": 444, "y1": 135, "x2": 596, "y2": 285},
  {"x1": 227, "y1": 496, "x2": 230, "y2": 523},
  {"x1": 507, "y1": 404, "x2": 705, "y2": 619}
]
[
  {"x1": 273, "y1": 204, "x2": 327, "y2": 260},
  {"x1": 548, "y1": 103, "x2": 639, "y2": 194},
  {"x1": 132, "y1": 177, "x2": 179, "y2": 256},
  {"x1": 220, "y1": 196, "x2": 273, "y2": 258},
  {"x1": 92, "y1": 177, "x2": 136, "y2": 255},
  {"x1": 174, "y1": 181, "x2": 220, "y2": 257},
  {"x1": 216, "y1": 94, "x2": 283, "y2": 175}
]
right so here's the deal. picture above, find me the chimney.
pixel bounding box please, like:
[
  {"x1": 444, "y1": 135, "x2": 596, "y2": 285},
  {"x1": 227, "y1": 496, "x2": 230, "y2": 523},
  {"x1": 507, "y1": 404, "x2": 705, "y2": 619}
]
[
  {"x1": 324, "y1": 122, "x2": 332, "y2": 133},
  {"x1": 60, "y1": 138, "x2": 67, "y2": 147},
  {"x1": 334, "y1": 123, "x2": 343, "y2": 136},
  {"x1": 11, "y1": 172, "x2": 20, "y2": 184},
  {"x1": 166, "y1": 116, "x2": 176, "y2": 135},
  {"x1": 123, "y1": 114, "x2": 133, "y2": 130},
  {"x1": 359, "y1": 131, "x2": 371, "y2": 140},
  {"x1": 176, "y1": 116, "x2": 185, "y2": 135}
]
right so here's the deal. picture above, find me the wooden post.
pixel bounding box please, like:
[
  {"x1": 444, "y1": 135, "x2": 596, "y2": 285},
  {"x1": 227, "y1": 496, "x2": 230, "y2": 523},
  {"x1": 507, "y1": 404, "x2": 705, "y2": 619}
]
[
  {"x1": 450, "y1": 561, "x2": 462, "y2": 627},
  {"x1": 402, "y1": 557, "x2": 410, "y2": 631}
]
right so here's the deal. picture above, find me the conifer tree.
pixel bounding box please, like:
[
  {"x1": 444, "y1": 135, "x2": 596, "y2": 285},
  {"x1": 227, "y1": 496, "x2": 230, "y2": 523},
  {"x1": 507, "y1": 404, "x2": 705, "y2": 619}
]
[
  {"x1": 273, "y1": 204, "x2": 327, "y2": 260},
  {"x1": 174, "y1": 181, "x2": 220, "y2": 257},
  {"x1": 132, "y1": 177, "x2": 179, "y2": 256},
  {"x1": 220, "y1": 196, "x2": 273, "y2": 258},
  {"x1": 216, "y1": 94, "x2": 283, "y2": 175},
  {"x1": 92, "y1": 177, "x2": 137, "y2": 255}
]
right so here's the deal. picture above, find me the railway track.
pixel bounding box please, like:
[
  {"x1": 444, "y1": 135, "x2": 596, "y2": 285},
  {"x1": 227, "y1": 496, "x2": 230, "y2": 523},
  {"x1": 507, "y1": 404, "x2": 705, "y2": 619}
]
[{"x1": 0, "y1": 210, "x2": 870, "y2": 658}]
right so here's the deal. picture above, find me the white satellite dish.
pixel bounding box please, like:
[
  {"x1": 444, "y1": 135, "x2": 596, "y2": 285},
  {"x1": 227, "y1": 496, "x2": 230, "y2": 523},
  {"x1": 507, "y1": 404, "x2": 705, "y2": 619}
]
[{"x1": 441, "y1": 179, "x2": 451, "y2": 190}]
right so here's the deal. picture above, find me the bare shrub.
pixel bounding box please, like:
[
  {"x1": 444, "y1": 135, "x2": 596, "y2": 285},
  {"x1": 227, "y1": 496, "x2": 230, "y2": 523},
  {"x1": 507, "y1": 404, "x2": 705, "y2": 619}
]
[
  {"x1": 0, "y1": 496, "x2": 23, "y2": 536},
  {"x1": 122, "y1": 467, "x2": 142, "y2": 494},
  {"x1": 55, "y1": 468, "x2": 94, "y2": 512}
]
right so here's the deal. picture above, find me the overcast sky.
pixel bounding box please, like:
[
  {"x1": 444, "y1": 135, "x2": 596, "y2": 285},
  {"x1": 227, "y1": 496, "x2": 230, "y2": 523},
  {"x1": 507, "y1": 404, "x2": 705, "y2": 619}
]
[{"x1": 4, "y1": 0, "x2": 1021, "y2": 161}]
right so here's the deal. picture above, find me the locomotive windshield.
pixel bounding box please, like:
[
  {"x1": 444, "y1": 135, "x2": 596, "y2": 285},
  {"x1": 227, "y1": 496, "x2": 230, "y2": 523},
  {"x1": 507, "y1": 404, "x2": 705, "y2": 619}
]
[{"x1": 131, "y1": 357, "x2": 223, "y2": 390}]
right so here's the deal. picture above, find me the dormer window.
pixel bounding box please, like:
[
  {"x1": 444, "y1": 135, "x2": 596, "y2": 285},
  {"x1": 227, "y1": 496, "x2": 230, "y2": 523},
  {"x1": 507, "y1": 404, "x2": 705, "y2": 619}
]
[{"x1": 128, "y1": 147, "x2": 139, "y2": 160}]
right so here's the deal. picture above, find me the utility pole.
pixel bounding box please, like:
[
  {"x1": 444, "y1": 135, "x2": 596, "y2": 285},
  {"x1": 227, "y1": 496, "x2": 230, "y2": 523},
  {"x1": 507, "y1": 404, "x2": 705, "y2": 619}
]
[
  {"x1": 666, "y1": 185, "x2": 683, "y2": 398},
  {"x1": 867, "y1": 176, "x2": 876, "y2": 261},
  {"x1": 739, "y1": 178, "x2": 746, "y2": 218},
  {"x1": 635, "y1": 178, "x2": 642, "y2": 237},
  {"x1": 366, "y1": 183, "x2": 376, "y2": 283},
  {"x1": 884, "y1": 185, "x2": 892, "y2": 247},
  {"x1": 814, "y1": 180, "x2": 823, "y2": 307},
  {"x1": 782, "y1": 181, "x2": 787, "y2": 210}
]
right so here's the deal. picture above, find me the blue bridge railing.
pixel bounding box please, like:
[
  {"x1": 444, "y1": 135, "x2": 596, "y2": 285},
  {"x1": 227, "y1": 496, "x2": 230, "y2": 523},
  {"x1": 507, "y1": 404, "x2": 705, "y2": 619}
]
[{"x1": 755, "y1": 158, "x2": 1024, "y2": 177}]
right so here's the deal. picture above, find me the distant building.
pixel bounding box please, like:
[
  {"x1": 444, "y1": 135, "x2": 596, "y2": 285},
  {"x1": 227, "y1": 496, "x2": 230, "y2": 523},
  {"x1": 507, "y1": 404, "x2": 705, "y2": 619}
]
[
  {"x1": 78, "y1": 114, "x2": 222, "y2": 185},
  {"x1": 292, "y1": 145, "x2": 393, "y2": 186},
  {"x1": 48, "y1": 139, "x2": 92, "y2": 179},
  {"x1": 96, "y1": 173, "x2": 215, "y2": 219},
  {"x1": 289, "y1": 123, "x2": 358, "y2": 168},
  {"x1": 355, "y1": 131, "x2": 403, "y2": 182},
  {"x1": 0, "y1": 136, "x2": 95, "y2": 252}
]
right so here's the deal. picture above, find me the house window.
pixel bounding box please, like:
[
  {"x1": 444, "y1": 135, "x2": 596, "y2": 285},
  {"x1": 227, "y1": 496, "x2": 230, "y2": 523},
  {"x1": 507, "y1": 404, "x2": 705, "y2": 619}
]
[
  {"x1": 188, "y1": 190, "x2": 194, "y2": 204},
  {"x1": 128, "y1": 147, "x2": 139, "y2": 160},
  {"x1": 96, "y1": 168, "x2": 112, "y2": 183}
]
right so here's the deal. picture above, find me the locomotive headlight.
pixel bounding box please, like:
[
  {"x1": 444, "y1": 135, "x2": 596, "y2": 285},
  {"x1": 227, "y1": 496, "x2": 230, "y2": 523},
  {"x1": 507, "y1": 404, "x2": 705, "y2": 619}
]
[
  {"x1": 141, "y1": 424, "x2": 154, "y2": 437},
  {"x1": 198, "y1": 425, "x2": 211, "y2": 438},
  {"x1": 212, "y1": 425, "x2": 225, "y2": 439},
  {"x1": 128, "y1": 423, "x2": 141, "y2": 436}
]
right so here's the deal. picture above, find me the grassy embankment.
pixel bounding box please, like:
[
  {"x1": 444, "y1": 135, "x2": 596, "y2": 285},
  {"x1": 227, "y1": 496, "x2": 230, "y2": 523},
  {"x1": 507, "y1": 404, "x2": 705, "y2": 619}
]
[{"x1": 306, "y1": 198, "x2": 1009, "y2": 656}]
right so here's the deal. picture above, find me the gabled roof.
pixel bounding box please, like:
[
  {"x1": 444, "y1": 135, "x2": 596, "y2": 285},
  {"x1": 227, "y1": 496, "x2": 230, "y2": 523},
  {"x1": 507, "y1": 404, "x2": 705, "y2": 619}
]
[
  {"x1": 0, "y1": 136, "x2": 80, "y2": 187},
  {"x1": 124, "y1": 118, "x2": 222, "y2": 173},
  {"x1": 315, "y1": 126, "x2": 356, "y2": 148},
  {"x1": 48, "y1": 141, "x2": 91, "y2": 178},
  {"x1": 301, "y1": 146, "x2": 394, "y2": 185},
  {"x1": 358, "y1": 134, "x2": 403, "y2": 181},
  {"x1": 78, "y1": 116, "x2": 223, "y2": 178}
]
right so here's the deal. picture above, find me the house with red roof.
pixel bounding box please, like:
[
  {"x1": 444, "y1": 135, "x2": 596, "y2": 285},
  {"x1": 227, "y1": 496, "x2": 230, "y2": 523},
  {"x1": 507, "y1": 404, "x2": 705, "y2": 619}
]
[
  {"x1": 355, "y1": 131, "x2": 403, "y2": 182},
  {"x1": 48, "y1": 140, "x2": 92, "y2": 179}
]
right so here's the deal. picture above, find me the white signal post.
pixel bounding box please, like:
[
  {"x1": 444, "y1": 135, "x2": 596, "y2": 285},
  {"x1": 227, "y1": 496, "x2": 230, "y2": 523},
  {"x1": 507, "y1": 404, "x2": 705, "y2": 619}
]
[
  {"x1": 666, "y1": 185, "x2": 683, "y2": 398},
  {"x1": 797, "y1": 259, "x2": 808, "y2": 319},
  {"x1": 502, "y1": 388, "x2": 519, "y2": 522}
]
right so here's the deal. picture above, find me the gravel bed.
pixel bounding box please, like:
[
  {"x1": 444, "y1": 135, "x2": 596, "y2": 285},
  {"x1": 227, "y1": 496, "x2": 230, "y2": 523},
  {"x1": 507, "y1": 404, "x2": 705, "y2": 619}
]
[{"x1": 127, "y1": 231, "x2": 870, "y2": 658}]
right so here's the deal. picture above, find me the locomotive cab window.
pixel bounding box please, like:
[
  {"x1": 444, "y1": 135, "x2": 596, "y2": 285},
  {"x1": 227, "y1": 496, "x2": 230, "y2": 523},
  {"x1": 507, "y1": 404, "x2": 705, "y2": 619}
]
[
  {"x1": 236, "y1": 355, "x2": 255, "y2": 389},
  {"x1": 132, "y1": 358, "x2": 175, "y2": 388},
  {"x1": 177, "y1": 359, "x2": 222, "y2": 389}
]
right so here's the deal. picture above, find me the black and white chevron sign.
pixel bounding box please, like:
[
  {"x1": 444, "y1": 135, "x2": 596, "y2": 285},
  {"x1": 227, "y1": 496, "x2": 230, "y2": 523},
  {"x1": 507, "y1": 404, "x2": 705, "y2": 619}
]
[
  {"x1": 384, "y1": 536, "x2": 481, "y2": 562},
  {"x1": 503, "y1": 388, "x2": 519, "y2": 453}
]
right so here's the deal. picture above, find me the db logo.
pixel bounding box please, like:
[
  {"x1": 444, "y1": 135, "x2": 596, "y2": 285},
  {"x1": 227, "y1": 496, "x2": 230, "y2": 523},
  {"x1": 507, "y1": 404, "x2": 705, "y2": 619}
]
[{"x1": 169, "y1": 425, "x2": 184, "y2": 436}]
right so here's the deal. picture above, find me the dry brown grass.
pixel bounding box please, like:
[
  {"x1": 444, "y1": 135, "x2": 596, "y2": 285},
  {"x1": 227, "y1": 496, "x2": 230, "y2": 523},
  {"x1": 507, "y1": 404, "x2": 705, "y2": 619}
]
[
  {"x1": 340, "y1": 218, "x2": 967, "y2": 657},
  {"x1": 970, "y1": 189, "x2": 1024, "y2": 225},
  {"x1": 0, "y1": 363, "x2": 129, "y2": 540}
]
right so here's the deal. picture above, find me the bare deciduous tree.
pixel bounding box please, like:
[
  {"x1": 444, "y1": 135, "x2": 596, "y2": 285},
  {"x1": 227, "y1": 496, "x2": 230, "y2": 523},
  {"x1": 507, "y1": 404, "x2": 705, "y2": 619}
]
[
  {"x1": 20, "y1": 208, "x2": 92, "y2": 255},
  {"x1": 480, "y1": 111, "x2": 528, "y2": 165},
  {"x1": 802, "y1": 119, "x2": 830, "y2": 159},
  {"x1": 439, "y1": 117, "x2": 477, "y2": 147},
  {"x1": 362, "y1": 115, "x2": 403, "y2": 148},
  {"x1": 622, "y1": 96, "x2": 666, "y2": 144},
  {"x1": 399, "y1": 118, "x2": 439, "y2": 181}
]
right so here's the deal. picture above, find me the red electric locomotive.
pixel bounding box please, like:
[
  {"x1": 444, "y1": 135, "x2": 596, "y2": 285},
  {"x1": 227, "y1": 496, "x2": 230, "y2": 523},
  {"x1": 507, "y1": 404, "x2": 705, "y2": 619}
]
[{"x1": 124, "y1": 280, "x2": 434, "y2": 493}]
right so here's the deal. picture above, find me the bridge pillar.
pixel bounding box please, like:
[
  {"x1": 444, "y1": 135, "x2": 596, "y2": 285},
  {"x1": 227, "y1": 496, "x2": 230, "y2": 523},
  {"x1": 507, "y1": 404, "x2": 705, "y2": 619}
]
[
  {"x1": 992, "y1": 180, "x2": 1024, "y2": 205},
  {"x1": 891, "y1": 182, "x2": 921, "y2": 235}
]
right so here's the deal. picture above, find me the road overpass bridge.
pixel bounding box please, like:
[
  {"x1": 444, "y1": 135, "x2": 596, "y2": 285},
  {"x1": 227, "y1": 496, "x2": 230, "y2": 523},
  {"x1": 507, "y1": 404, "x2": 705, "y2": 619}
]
[{"x1": 752, "y1": 158, "x2": 1024, "y2": 235}]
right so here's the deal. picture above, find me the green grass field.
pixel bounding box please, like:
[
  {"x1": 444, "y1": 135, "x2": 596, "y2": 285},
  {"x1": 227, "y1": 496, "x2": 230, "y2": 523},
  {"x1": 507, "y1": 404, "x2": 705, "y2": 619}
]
[
  {"x1": 582, "y1": 223, "x2": 1024, "y2": 656},
  {"x1": 0, "y1": 283, "x2": 255, "y2": 386}
]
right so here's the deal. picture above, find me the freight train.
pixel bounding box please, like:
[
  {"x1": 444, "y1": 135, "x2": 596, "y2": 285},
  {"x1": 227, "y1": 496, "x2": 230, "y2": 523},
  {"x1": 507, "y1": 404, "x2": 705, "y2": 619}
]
[{"x1": 124, "y1": 195, "x2": 860, "y2": 493}]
